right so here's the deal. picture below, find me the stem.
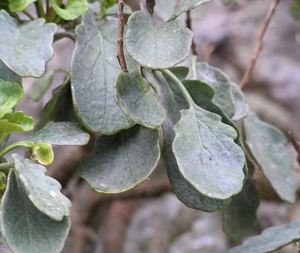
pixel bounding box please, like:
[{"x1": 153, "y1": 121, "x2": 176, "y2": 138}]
[
  {"x1": 146, "y1": 0, "x2": 156, "y2": 14},
  {"x1": 186, "y1": 10, "x2": 197, "y2": 55},
  {"x1": 23, "y1": 10, "x2": 35, "y2": 20},
  {"x1": 117, "y1": 0, "x2": 128, "y2": 72},
  {"x1": 240, "y1": 0, "x2": 280, "y2": 89},
  {"x1": 0, "y1": 163, "x2": 12, "y2": 172},
  {"x1": 161, "y1": 69, "x2": 193, "y2": 108},
  {"x1": 37, "y1": 0, "x2": 46, "y2": 18},
  {"x1": 54, "y1": 31, "x2": 76, "y2": 42},
  {"x1": 0, "y1": 141, "x2": 34, "y2": 159}
]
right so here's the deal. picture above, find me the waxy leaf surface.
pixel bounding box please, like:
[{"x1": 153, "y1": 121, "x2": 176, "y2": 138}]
[
  {"x1": 116, "y1": 70, "x2": 165, "y2": 128},
  {"x1": 126, "y1": 8, "x2": 192, "y2": 69},
  {"x1": 71, "y1": 12, "x2": 135, "y2": 134},
  {"x1": 80, "y1": 126, "x2": 160, "y2": 193},
  {"x1": 0, "y1": 172, "x2": 70, "y2": 253},
  {"x1": 229, "y1": 221, "x2": 300, "y2": 253},
  {"x1": 243, "y1": 114, "x2": 297, "y2": 203},
  {"x1": 170, "y1": 0, "x2": 211, "y2": 20},
  {"x1": 12, "y1": 154, "x2": 71, "y2": 221},
  {"x1": 0, "y1": 10, "x2": 57, "y2": 77}
]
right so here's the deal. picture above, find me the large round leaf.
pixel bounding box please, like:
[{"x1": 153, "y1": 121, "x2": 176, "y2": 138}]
[
  {"x1": 125, "y1": 8, "x2": 193, "y2": 69},
  {"x1": 80, "y1": 126, "x2": 160, "y2": 193}
]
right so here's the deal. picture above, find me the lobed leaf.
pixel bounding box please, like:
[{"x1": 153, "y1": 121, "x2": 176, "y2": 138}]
[
  {"x1": 229, "y1": 221, "x2": 300, "y2": 253},
  {"x1": 0, "y1": 10, "x2": 57, "y2": 77},
  {"x1": 80, "y1": 125, "x2": 160, "y2": 193},
  {"x1": 125, "y1": 8, "x2": 193, "y2": 69},
  {"x1": 0, "y1": 172, "x2": 70, "y2": 253},
  {"x1": 116, "y1": 70, "x2": 165, "y2": 129},
  {"x1": 243, "y1": 114, "x2": 297, "y2": 203}
]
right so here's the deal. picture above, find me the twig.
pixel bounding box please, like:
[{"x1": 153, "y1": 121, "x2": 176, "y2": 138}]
[
  {"x1": 289, "y1": 131, "x2": 300, "y2": 166},
  {"x1": 117, "y1": 0, "x2": 128, "y2": 72},
  {"x1": 146, "y1": 0, "x2": 156, "y2": 15},
  {"x1": 240, "y1": 0, "x2": 280, "y2": 89},
  {"x1": 186, "y1": 10, "x2": 197, "y2": 55}
]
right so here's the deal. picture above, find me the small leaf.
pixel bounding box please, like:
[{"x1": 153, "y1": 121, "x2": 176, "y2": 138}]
[
  {"x1": 231, "y1": 82, "x2": 250, "y2": 121},
  {"x1": 32, "y1": 142, "x2": 54, "y2": 166},
  {"x1": 0, "y1": 79, "x2": 23, "y2": 118},
  {"x1": 1, "y1": 172, "x2": 70, "y2": 253},
  {"x1": 8, "y1": 0, "x2": 36, "y2": 12},
  {"x1": 116, "y1": 70, "x2": 166, "y2": 129},
  {"x1": 169, "y1": 0, "x2": 210, "y2": 21},
  {"x1": 80, "y1": 125, "x2": 160, "y2": 193},
  {"x1": 29, "y1": 122, "x2": 90, "y2": 146},
  {"x1": 11, "y1": 154, "x2": 71, "y2": 221},
  {"x1": 50, "y1": 0, "x2": 88, "y2": 20},
  {"x1": 223, "y1": 179, "x2": 259, "y2": 239},
  {"x1": 243, "y1": 114, "x2": 297, "y2": 203},
  {"x1": 153, "y1": 71, "x2": 228, "y2": 211},
  {"x1": 229, "y1": 221, "x2": 300, "y2": 253},
  {"x1": 125, "y1": 8, "x2": 193, "y2": 69},
  {"x1": 29, "y1": 70, "x2": 55, "y2": 102},
  {"x1": 192, "y1": 62, "x2": 236, "y2": 118},
  {"x1": 71, "y1": 12, "x2": 136, "y2": 134},
  {"x1": 0, "y1": 10, "x2": 57, "y2": 77}
]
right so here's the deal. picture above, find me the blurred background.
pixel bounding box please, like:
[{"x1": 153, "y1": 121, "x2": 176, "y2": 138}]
[{"x1": 15, "y1": 0, "x2": 300, "y2": 252}]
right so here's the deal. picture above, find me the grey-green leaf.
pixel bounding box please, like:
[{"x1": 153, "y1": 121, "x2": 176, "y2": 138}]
[
  {"x1": 0, "y1": 228, "x2": 12, "y2": 253},
  {"x1": 223, "y1": 179, "x2": 259, "y2": 239},
  {"x1": 0, "y1": 10, "x2": 57, "y2": 77},
  {"x1": 153, "y1": 71, "x2": 228, "y2": 211},
  {"x1": 229, "y1": 221, "x2": 300, "y2": 253},
  {"x1": 30, "y1": 122, "x2": 90, "y2": 146},
  {"x1": 169, "y1": 0, "x2": 211, "y2": 21},
  {"x1": 231, "y1": 82, "x2": 250, "y2": 121},
  {"x1": 71, "y1": 12, "x2": 134, "y2": 134},
  {"x1": 0, "y1": 172, "x2": 71, "y2": 253},
  {"x1": 11, "y1": 154, "x2": 71, "y2": 221},
  {"x1": 80, "y1": 125, "x2": 160, "y2": 193},
  {"x1": 125, "y1": 8, "x2": 192, "y2": 69},
  {"x1": 243, "y1": 114, "x2": 297, "y2": 203},
  {"x1": 116, "y1": 70, "x2": 165, "y2": 128},
  {"x1": 0, "y1": 60, "x2": 21, "y2": 83},
  {"x1": 192, "y1": 62, "x2": 235, "y2": 118}
]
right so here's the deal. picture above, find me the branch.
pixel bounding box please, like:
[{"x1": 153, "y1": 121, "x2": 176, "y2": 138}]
[
  {"x1": 146, "y1": 0, "x2": 156, "y2": 15},
  {"x1": 240, "y1": 0, "x2": 280, "y2": 89},
  {"x1": 117, "y1": 0, "x2": 128, "y2": 72}
]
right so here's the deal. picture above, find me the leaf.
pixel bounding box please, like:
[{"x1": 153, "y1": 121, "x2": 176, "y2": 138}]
[
  {"x1": 116, "y1": 70, "x2": 166, "y2": 129},
  {"x1": 71, "y1": 12, "x2": 136, "y2": 134},
  {"x1": 1, "y1": 172, "x2": 70, "y2": 253},
  {"x1": 192, "y1": 62, "x2": 236, "y2": 118},
  {"x1": 29, "y1": 122, "x2": 90, "y2": 146},
  {"x1": 80, "y1": 125, "x2": 160, "y2": 193},
  {"x1": 0, "y1": 60, "x2": 21, "y2": 83},
  {"x1": 0, "y1": 112, "x2": 33, "y2": 140},
  {"x1": 152, "y1": 71, "x2": 228, "y2": 211},
  {"x1": 50, "y1": 0, "x2": 88, "y2": 20},
  {"x1": 125, "y1": 8, "x2": 193, "y2": 69},
  {"x1": 31, "y1": 142, "x2": 54, "y2": 166},
  {"x1": 99, "y1": 0, "x2": 116, "y2": 18},
  {"x1": 0, "y1": 79, "x2": 23, "y2": 118},
  {"x1": 8, "y1": 0, "x2": 36, "y2": 12},
  {"x1": 223, "y1": 179, "x2": 259, "y2": 239},
  {"x1": 0, "y1": 228, "x2": 12, "y2": 253},
  {"x1": 0, "y1": 10, "x2": 57, "y2": 77},
  {"x1": 169, "y1": 66, "x2": 189, "y2": 80},
  {"x1": 29, "y1": 70, "x2": 55, "y2": 102},
  {"x1": 290, "y1": 0, "x2": 300, "y2": 20},
  {"x1": 11, "y1": 154, "x2": 71, "y2": 221},
  {"x1": 169, "y1": 0, "x2": 211, "y2": 21},
  {"x1": 231, "y1": 82, "x2": 250, "y2": 121},
  {"x1": 243, "y1": 114, "x2": 297, "y2": 203},
  {"x1": 229, "y1": 221, "x2": 300, "y2": 253},
  {"x1": 35, "y1": 79, "x2": 77, "y2": 130},
  {"x1": 162, "y1": 70, "x2": 245, "y2": 200}
]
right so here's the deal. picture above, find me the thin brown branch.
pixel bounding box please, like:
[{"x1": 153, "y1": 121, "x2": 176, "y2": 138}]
[
  {"x1": 240, "y1": 0, "x2": 280, "y2": 89},
  {"x1": 146, "y1": 0, "x2": 156, "y2": 15},
  {"x1": 186, "y1": 10, "x2": 197, "y2": 55},
  {"x1": 117, "y1": 0, "x2": 128, "y2": 72}
]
